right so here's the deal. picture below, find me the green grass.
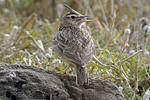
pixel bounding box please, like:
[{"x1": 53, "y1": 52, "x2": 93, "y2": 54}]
[{"x1": 0, "y1": 0, "x2": 150, "y2": 99}]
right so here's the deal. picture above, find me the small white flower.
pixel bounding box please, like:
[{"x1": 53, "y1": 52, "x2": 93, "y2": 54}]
[
  {"x1": 37, "y1": 40, "x2": 45, "y2": 52},
  {"x1": 143, "y1": 89, "x2": 150, "y2": 100},
  {"x1": 9, "y1": 26, "x2": 18, "y2": 45},
  {"x1": 4, "y1": 34, "x2": 10, "y2": 43},
  {"x1": 118, "y1": 86, "x2": 123, "y2": 92},
  {"x1": 129, "y1": 50, "x2": 135, "y2": 55},
  {"x1": 52, "y1": 59, "x2": 61, "y2": 64},
  {"x1": 123, "y1": 29, "x2": 131, "y2": 43},
  {"x1": 144, "y1": 51, "x2": 149, "y2": 57}
]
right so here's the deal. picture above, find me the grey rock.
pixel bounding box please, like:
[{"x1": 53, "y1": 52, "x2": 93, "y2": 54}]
[{"x1": 0, "y1": 63, "x2": 124, "y2": 100}]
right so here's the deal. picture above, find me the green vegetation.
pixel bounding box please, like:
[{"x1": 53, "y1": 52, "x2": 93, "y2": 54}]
[{"x1": 0, "y1": 0, "x2": 150, "y2": 99}]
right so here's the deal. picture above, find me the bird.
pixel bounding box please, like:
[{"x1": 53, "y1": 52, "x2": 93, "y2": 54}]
[{"x1": 53, "y1": 4, "x2": 95, "y2": 85}]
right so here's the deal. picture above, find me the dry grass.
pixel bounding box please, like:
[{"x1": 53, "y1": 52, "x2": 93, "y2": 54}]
[{"x1": 0, "y1": 0, "x2": 150, "y2": 99}]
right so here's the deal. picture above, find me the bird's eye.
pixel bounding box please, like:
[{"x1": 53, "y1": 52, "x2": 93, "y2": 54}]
[{"x1": 71, "y1": 16, "x2": 75, "y2": 19}]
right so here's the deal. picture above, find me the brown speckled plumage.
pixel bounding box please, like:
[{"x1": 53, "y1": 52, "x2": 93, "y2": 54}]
[{"x1": 53, "y1": 5, "x2": 95, "y2": 85}]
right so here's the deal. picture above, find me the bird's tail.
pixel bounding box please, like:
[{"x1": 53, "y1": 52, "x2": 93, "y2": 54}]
[{"x1": 76, "y1": 64, "x2": 88, "y2": 85}]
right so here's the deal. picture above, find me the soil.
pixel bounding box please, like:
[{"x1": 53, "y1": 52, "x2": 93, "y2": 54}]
[{"x1": 0, "y1": 63, "x2": 124, "y2": 100}]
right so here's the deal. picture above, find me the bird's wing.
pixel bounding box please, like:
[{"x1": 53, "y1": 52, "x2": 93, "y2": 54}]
[{"x1": 53, "y1": 28, "x2": 95, "y2": 66}]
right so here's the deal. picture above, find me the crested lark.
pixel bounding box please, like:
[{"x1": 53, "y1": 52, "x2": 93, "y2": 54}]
[{"x1": 53, "y1": 5, "x2": 95, "y2": 85}]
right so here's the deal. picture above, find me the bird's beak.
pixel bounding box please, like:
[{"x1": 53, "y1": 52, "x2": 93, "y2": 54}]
[
  {"x1": 82, "y1": 15, "x2": 91, "y2": 18},
  {"x1": 78, "y1": 15, "x2": 93, "y2": 22}
]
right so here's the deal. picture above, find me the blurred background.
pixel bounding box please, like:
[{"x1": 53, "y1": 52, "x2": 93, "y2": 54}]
[{"x1": 0, "y1": 0, "x2": 150, "y2": 99}]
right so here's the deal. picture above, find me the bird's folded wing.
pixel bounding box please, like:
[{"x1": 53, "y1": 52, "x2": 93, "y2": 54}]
[{"x1": 63, "y1": 46, "x2": 95, "y2": 66}]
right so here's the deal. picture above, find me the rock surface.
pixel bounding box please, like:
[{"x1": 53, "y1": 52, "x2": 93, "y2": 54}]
[{"x1": 0, "y1": 63, "x2": 124, "y2": 100}]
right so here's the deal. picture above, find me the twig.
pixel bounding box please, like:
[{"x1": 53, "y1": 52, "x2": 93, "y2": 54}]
[
  {"x1": 95, "y1": 17, "x2": 104, "y2": 32},
  {"x1": 15, "y1": 13, "x2": 37, "y2": 43},
  {"x1": 98, "y1": 0, "x2": 108, "y2": 27},
  {"x1": 24, "y1": 30, "x2": 46, "y2": 55},
  {"x1": 92, "y1": 56, "x2": 107, "y2": 66},
  {"x1": 117, "y1": 50, "x2": 142, "y2": 64},
  {"x1": 9, "y1": 0, "x2": 16, "y2": 18}
]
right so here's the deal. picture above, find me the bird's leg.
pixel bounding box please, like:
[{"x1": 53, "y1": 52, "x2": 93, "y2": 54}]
[{"x1": 63, "y1": 66, "x2": 70, "y2": 75}]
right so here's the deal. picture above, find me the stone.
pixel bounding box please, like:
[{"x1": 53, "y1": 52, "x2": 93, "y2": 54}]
[{"x1": 0, "y1": 63, "x2": 124, "y2": 100}]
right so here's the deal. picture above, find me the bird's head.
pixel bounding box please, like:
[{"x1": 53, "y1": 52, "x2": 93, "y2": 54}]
[{"x1": 60, "y1": 4, "x2": 91, "y2": 28}]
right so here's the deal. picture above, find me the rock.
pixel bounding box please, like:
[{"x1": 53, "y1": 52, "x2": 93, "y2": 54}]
[{"x1": 0, "y1": 63, "x2": 124, "y2": 100}]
